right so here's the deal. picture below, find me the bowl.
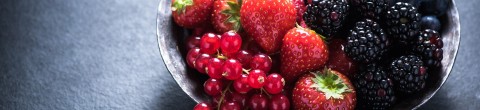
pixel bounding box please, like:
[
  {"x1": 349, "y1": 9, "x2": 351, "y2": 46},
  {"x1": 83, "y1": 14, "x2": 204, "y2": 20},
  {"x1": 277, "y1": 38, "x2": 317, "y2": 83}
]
[{"x1": 156, "y1": 0, "x2": 460, "y2": 109}]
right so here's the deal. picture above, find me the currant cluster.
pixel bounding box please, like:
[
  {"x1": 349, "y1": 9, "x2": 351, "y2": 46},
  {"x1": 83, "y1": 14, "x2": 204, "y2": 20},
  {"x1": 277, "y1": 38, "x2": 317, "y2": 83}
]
[{"x1": 186, "y1": 31, "x2": 290, "y2": 110}]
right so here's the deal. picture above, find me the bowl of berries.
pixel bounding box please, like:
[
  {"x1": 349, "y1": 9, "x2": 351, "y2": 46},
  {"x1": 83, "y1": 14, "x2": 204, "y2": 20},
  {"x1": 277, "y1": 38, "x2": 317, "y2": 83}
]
[{"x1": 157, "y1": 0, "x2": 460, "y2": 109}]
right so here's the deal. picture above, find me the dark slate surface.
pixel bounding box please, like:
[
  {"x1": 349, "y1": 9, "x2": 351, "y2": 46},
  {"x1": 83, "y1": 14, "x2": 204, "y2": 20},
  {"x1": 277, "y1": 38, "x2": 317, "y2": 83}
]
[{"x1": 0, "y1": 0, "x2": 479, "y2": 110}]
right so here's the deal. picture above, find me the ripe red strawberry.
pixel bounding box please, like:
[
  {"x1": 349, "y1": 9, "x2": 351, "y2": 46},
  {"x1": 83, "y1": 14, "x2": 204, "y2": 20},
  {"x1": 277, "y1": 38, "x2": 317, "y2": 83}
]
[
  {"x1": 171, "y1": 0, "x2": 214, "y2": 28},
  {"x1": 293, "y1": 69, "x2": 356, "y2": 110},
  {"x1": 240, "y1": 0, "x2": 296, "y2": 54},
  {"x1": 280, "y1": 27, "x2": 328, "y2": 83},
  {"x1": 326, "y1": 39, "x2": 358, "y2": 78},
  {"x1": 212, "y1": 0, "x2": 241, "y2": 33}
]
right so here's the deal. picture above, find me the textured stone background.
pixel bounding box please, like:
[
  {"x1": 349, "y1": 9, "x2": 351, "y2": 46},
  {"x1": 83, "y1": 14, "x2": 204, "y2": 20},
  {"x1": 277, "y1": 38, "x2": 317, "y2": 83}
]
[{"x1": 0, "y1": 0, "x2": 479, "y2": 109}]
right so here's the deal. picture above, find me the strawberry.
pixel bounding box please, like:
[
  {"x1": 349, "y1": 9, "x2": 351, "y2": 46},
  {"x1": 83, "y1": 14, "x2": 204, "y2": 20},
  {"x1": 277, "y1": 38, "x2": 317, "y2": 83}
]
[
  {"x1": 293, "y1": 69, "x2": 356, "y2": 110},
  {"x1": 171, "y1": 0, "x2": 214, "y2": 28},
  {"x1": 212, "y1": 0, "x2": 241, "y2": 33},
  {"x1": 326, "y1": 39, "x2": 358, "y2": 78},
  {"x1": 280, "y1": 27, "x2": 328, "y2": 83},
  {"x1": 240, "y1": 0, "x2": 296, "y2": 54}
]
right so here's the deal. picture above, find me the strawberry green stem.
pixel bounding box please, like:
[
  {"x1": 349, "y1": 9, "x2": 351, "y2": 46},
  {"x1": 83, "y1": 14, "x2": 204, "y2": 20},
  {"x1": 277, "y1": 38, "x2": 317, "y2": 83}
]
[
  {"x1": 309, "y1": 68, "x2": 351, "y2": 100},
  {"x1": 171, "y1": 0, "x2": 193, "y2": 14}
]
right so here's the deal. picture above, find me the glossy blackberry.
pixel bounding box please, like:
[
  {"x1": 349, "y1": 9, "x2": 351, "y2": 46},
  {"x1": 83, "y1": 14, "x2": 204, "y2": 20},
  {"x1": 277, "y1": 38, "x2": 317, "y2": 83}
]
[
  {"x1": 354, "y1": 64, "x2": 395, "y2": 110},
  {"x1": 389, "y1": 55, "x2": 427, "y2": 93},
  {"x1": 412, "y1": 29, "x2": 443, "y2": 67},
  {"x1": 344, "y1": 19, "x2": 389, "y2": 64},
  {"x1": 385, "y1": 2, "x2": 421, "y2": 45},
  {"x1": 303, "y1": 0, "x2": 349, "y2": 38},
  {"x1": 350, "y1": 0, "x2": 391, "y2": 20}
]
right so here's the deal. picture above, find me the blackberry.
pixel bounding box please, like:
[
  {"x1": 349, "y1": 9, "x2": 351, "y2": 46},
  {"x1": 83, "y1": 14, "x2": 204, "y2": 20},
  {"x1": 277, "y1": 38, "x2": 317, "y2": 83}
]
[
  {"x1": 303, "y1": 0, "x2": 349, "y2": 38},
  {"x1": 344, "y1": 19, "x2": 389, "y2": 64},
  {"x1": 389, "y1": 55, "x2": 428, "y2": 93},
  {"x1": 385, "y1": 2, "x2": 421, "y2": 45},
  {"x1": 412, "y1": 29, "x2": 443, "y2": 67},
  {"x1": 354, "y1": 64, "x2": 395, "y2": 110},
  {"x1": 350, "y1": 0, "x2": 391, "y2": 20}
]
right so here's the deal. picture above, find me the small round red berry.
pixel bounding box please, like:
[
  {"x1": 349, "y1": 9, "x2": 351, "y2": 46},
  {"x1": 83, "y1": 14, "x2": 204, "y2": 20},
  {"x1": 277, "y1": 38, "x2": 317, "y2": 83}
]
[
  {"x1": 247, "y1": 69, "x2": 266, "y2": 89},
  {"x1": 250, "y1": 53, "x2": 272, "y2": 72},
  {"x1": 220, "y1": 101, "x2": 241, "y2": 110},
  {"x1": 186, "y1": 35, "x2": 201, "y2": 51},
  {"x1": 193, "y1": 102, "x2": 212, "y2": 110},
  {"x1": 230, "y1": 91, "x2": 248, "y2": 108},
  {"x1": 194, "y1": 54, "x2": 211, "y2": 74},
  {"x1": 220, "y1": 31, "x2": 242, "y2": 54},
  {"x1": 206, "y1": 58, "x2": 224, "y2": 79},
  {"x1": 200, "y1": 33, "x2": 221, "y2": 54},
  {"x1": 186, "y1": 47, "x2": 201, "y2": 68},
  {"x1": 233, "y1": 50, "x2": 253, "y2": 69},
  {"x1": 233, "y1": 74, "x2": 252, "y2": 94},
  {"x1": 204, "y1": 78, "x2": 224, "y2": 96},
  {"x1": 223, "y1": 59, "x2": 242, "y2": 80},
  {"x1": 248, "y1": 93, "x2": 268, "y2": 110},
  {"x1": 268, "y1": 94, "x2": 290, "y2": 110},
  {"x1": 264, "y1": 73, "x2": 284, "y2": 94},
  {"x1": 211, "y1": 95, "x2": 223, "y2": 107}
]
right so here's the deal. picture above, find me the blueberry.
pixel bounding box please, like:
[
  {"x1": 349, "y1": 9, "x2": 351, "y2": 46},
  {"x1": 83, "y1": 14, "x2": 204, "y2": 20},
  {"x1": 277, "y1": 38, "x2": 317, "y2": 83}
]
[
  {"x1": 420, "y1": 15, "x2": 441, "y2": 32},
  {"x1": 420, "y1": 0, "x2": 449, "y2": 16}
]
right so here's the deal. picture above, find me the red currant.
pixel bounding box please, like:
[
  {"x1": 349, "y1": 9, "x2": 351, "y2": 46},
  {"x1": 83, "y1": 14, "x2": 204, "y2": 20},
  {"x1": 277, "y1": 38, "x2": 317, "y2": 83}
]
[
  {"x1": 186, "y1": 35, "x2": 201, "y2": 51},
  {"x1": 211, "y1": 95, "x2": 223, "y2": 107},
  {"x1": 186, "y1": 47, "x2": 201, "y2": 68},
  {"x1": 194, "y1": 54, "x2": 211, "y2": 74},
  {"x1": 193, "y1": 102, "x2": 212, "y2": 110},
  {"x1": 220, "y1": 101, "x2": 241, "y2": 110},
  {"x1": 268, "y1": 94, "x2": 290, "y2": 110},
  {"x1": 200, "y1": 33, "x2": 221, "y2": 54},
  {"x1": 247, "y1": 69, "x2": 266, "y2": 89},
  {"x1": 233, "y1": 50, "x2": 253, "y2": 69},
  {"x1": 206, "y1": 58, "x2": 224, "y2": 79},
  {"x1": 264, "y1": 73, "x2": 284, "y2": 94},
  {"x1": 223, "y1": 59, "x2": 242, "y2": 80},
  {"x1": 250, "y1": 53, "x2": 272, "y2": 72},
  {"x1": 230, "y1": 91, "x2": 248, "y2": 108},
  {"x1": 220, "y1": 31, "x2": 242, "y2": 54},
  {"x1": 248, "y1": 93, "x2": 268, "y2": 110},
  {"x1": 233, "y1": 74, "x2": 252, "y2": 94},
  {"x1": 204, "y1": 78, "x2": 224, "y2": 96}
]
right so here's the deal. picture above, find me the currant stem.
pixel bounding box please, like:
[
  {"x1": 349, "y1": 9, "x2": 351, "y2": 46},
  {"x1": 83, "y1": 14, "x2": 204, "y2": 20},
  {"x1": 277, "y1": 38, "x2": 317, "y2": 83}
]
[
  {"x1": 216, "y1": 50, "x2": 227, "y2": 60},
  {"x1": 260, "y1": 88, "x2": 272, "y2": 98},
  {"x1": 242, "y1": 68, "x2": 250, "y2": 74},
  {"x1": 217, "y1": 81, "x2": 233, "y2": 110}
]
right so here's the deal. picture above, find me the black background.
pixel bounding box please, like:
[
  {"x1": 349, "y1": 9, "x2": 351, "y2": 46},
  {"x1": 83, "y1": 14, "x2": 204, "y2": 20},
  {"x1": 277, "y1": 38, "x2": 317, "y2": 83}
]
[{"x1": 1, "y1": 0, "x2": 479, "y2": 109}]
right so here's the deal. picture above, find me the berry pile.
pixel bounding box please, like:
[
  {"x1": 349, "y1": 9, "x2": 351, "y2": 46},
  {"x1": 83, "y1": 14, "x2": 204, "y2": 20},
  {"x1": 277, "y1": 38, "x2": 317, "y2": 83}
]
[
  {"x1": 187, "y1": 31, "x2": 290, "y2": 110},
  {"x1": 171, "y1": 0, "x2": 448, "y2": 109}
]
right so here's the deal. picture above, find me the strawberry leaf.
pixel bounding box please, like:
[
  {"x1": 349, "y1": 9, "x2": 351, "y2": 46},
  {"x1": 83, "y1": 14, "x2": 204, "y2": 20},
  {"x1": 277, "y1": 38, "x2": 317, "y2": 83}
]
[
  {"x1": 220, "y1": 1, "x2": 242, "y2": 31},
  {"x1": 310, "y1": 68, "x2": 351, "y2": 100},
  {"x1": 171, "y1": 0, "x2": 193, "y2": 14}
]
